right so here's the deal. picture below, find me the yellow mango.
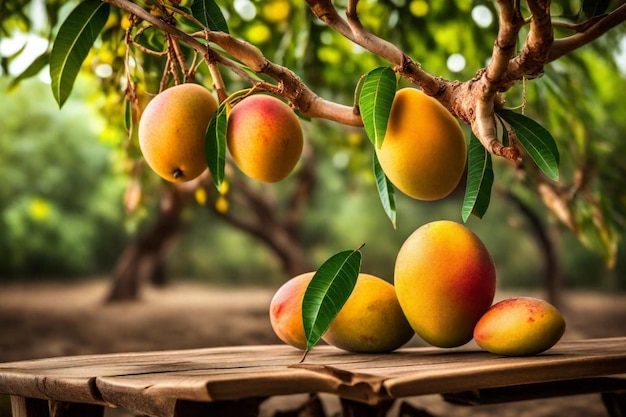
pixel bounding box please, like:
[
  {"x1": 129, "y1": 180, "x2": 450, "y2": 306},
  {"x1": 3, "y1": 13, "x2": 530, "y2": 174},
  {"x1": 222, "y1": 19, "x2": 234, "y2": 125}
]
[
  {"x1": 394, "y1": 220, "x2": 496, "y2": 347},
  {"x1": 138, "y1": 83, "x2": 218, "y2": 182},
  {"x1": 322, "y1": 274, "x2": 414, "y2": 353},
  {"x1": 474, "y1": 297, "x2": 566, "y2": 356},
  {"x1": 376, "y1": 88, "x2": 466, "y2": 201},
  {"x1": 227, "y1": 94, "x2": 303, "y2": 183}
]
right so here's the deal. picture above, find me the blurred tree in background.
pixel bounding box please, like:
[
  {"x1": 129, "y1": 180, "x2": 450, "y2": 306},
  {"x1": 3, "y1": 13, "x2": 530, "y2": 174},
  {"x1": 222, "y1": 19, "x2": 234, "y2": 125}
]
[
  {"x1": 0, "y1": 77, "x2": 129, "y2": 278},
  {"x1": 1, "y1": 0, "x2": 625, "y2": 302}
]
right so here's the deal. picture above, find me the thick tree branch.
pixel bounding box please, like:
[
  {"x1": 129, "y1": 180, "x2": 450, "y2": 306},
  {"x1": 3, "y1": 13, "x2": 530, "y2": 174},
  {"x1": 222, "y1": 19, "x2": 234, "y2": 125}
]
[
  {"x1": 471, "y1": 0, "x2": 524, "y2": 159},
  {"x1": 103, "y1": 0, "x2": 363, "y2": 126},
  {"x1": 305, "y1": 0, "x2": 443, "y2": 96},
  {"x1": 105, "y1": 0, "x2": 626, "y2": 161},
  {"x1": 486, "y1": 0, "x2": 525, "y2": 94},
  {"x1": 548, "y1": 2, "x2": 626, "y2": 61},
  {"x1": 504, "y1": 0, "x2": 554, "y2": 84}
]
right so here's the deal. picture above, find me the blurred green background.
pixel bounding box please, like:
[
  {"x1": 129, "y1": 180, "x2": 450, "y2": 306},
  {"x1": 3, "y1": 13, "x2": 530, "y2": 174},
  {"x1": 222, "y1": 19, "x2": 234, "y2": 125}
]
[{"x1": 1, "y1": 0, "x2": 626, "y2": 295}]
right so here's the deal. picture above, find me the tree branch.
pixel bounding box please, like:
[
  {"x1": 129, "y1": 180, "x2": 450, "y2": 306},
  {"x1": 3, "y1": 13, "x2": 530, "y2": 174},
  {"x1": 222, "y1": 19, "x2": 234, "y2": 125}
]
[
  {"x1": 470, "y1": 0, "x2": 524, "y2": 160},
  {"x1": 103, "y1": 0, "x2": 363, "y2": 126},
  {"x1": 486, "y1": 0, "x2": 525, "y2": 95},
  {"x1": 548, "y1": 2, "x2": 626, "y2": 62},
  {"x1": 105, "y1": 0, "x2": 626, "y2": 160},
  {"x1": 505, "y1": 0, "x2": 554, "y2": 84},
  {"x1": 305, "y1": 0, "x2": 443, "y2": 96}
]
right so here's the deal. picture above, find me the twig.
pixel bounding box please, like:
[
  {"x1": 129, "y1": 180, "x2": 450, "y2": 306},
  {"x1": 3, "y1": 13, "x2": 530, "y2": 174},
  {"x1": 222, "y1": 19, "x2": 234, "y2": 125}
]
[
  {"x1": 103, "y1": 0, "x2": 363, "y2": 126},
  {"x1": 306, "y1": 0, "x2": 442, "y2": 96},
  {"x1": 204, "y1": 47, "x2": 228, "y2": 102},
  {"x1": 548, "y1": 2, "x2": 626, "y2": 61}
]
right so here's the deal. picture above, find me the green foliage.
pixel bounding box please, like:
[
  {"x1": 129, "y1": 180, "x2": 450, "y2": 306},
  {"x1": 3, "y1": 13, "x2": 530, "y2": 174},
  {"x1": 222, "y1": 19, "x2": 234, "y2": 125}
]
[
  {"x1": 302, "y1": 246, "x2": 362, "y2": 357},
  {"x1": 49, "y1": 0, "x2": 110, "y2": 107},
  {"x1": 205, "y1": 103, "x2": 228, "y2": 189},
  {"x1": 358, "y1": 66, "x2": 397, "y2": 148},
  {"x1": 373, "y1": 152, "x2": 396, "y2": 228},
  {"x1": 498, "y1": 109, "x2": 560, "y2": 182},
  {"x1": 462, "y1": 133, "x2": 494, "y2": 222},
  {"x1": 2, "y1": 0, "x2": 626, "y2": 290},
  {"x1": 191, "y1": 0, "x2": 230, "y2": 33},
  {"x1": 0, "y1": 78, "x2": 129, "y2": 279}
]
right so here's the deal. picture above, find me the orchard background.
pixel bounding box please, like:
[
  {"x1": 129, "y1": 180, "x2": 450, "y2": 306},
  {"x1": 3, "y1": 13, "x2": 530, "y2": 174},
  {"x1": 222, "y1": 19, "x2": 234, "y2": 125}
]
[
  {"x1": 1, "y1": 0, "x2": 626, "y2": 298},
  {"x1": 1, "y1": 0, "x2": 626, "y2": 415}
]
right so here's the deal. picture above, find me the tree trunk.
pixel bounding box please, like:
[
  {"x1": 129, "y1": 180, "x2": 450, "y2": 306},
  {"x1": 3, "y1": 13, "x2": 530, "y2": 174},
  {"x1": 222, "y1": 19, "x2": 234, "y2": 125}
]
[
  {"x1": 106, "y1": 146, "x2": 317, "y2": 301},
  {"x1": 105, "y1": 184, "x2": 186, "y2": 302},
  {"x1": 502, "y1": 189, "x2": 562, "y2": 308}
]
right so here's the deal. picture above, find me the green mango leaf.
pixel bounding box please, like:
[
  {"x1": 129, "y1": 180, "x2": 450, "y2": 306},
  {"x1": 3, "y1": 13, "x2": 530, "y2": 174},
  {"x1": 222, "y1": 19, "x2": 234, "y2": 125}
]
[
  {"x1": 373, "y1": 152, "x2": 396, "y2": 228},
  {"x1": 462, "y1": 132, "x2": 494, "y2": 222},
  {"x1": 9, "y1": 52, "x2": 50, "y2": 90},
  {"x1": 124, "y1": 97, "x2": 132, "y2": 132},
  {"x1": 496, "y1": 115, "x2": 510, "y2": 147},
  {"x1": 50, "y1": 0, "x2": 110, "y2": 107},
  {"x1": 498, "y1": 109, "x2": 560, "y2": 181},
  {"x1": 191, "y1": 0, "x2": 229, "y2": 33},
  {"x1": 301, "y1": 245, "x2": 363, "y2": 361},
  {"x1": 205, "y1": 103, "x2": 228, "y2": 190},
  {"x1": 358, "y1": 66, "x2": 397, "y2": 148}
]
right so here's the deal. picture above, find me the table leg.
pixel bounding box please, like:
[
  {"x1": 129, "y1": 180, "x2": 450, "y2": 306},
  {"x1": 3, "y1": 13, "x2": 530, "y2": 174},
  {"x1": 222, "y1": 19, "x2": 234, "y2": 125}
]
[
  {"x1": 10, "y1": 397, "x2": 48, "y2": 417},
  {"x1": 602, "y1": 391, "x2": 626, "y2": 417},
  {"x1": 339, "y1": 398, "x2": 393, "y2": 417},
  {"x1": 174, "y1": 397, "x2": 266, "y2": 417},
  {"x1": 49, "y1": 401, "x2": 104, "y2": 417}
]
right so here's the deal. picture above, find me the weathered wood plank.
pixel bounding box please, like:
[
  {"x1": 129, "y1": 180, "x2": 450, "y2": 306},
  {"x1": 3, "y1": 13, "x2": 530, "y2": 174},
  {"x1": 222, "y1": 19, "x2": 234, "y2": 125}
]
[
  {"x1": 384, "y1": 338, "x2": 626, "y2": 398},
  {"x1": 0, "y1": 337, "x2": 624, "y2": 417}
]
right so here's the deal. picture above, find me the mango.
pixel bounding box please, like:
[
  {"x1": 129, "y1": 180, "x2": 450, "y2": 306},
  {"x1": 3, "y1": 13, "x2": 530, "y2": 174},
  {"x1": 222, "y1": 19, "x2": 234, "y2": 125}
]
[
  {"x1": 268, "y1": 272, "x2": 313, "y2": 350},
  {"x1": 227, "y1": 94, "x2": 303, "y2": 182},
  {"x1": 376, "y1": 88, "x2": 466, "y2": 201},
  {"x1": 269, "y1": 272, "x2": 414, "y2": 353},
  {"x1": 138, "y1": 83, "x2": 218, "y2": 182},
  {"x1": 322, "y1": 274, "x2": 414, "y2": 353},
  {"x1": 474, "y1": 297, "x2": 566, "y2": 356},
  {"x1": 394, "y1": 220, "x2": 496, "y2": 348}
]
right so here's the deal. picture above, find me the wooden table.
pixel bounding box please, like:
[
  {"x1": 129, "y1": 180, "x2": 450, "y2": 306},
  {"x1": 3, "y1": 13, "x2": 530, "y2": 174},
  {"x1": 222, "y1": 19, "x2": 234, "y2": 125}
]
[{"x1": 0, "y1": 337, "x2": 625, "y2": 417}]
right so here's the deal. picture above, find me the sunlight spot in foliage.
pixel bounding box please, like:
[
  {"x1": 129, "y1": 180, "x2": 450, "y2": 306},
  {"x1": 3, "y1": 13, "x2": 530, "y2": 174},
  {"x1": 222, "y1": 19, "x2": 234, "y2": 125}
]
[
  {"x1": 614, "y1": 35, "x2": 626, "y2": 76},
  {"x1": 388, "y1": 10, "x2": 399, "y2": 27},
  {"x1": 320, "y1": 31, "x2": 334, "y2": 45},
  {"x1": 95, "y1": 63, "x2": 112, "y2": 78},
  {"x1": 471, "y1": 5, "x2": 493, "y2": 28},
  {"x1": 447, "y1": 53, "x2": 466, "y2": 73},
  {"x1": 0, "y1": 32, "x2": 48, "y2": 76},
  {"x1": 262, "y1": 0, "x2": 291, "y2": 23},
  {"x1": 318, "y1": 46, "x2": 342, "y2": 64},
  {"x1": 333, "y1": 151, "x2": 350, "y2": 170},
  {"x1": 409, "y1": 0, "x2": 429, "y2": 17},
  {"x1": 245, "y1": 23, "x2": 271, "y2": 44},
  {"x1": 29, "y1": 197, "x2": 51, "y2": 221},
  {"x1": 234, "y1": 0, "x2": 256, "y2": 21}
]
